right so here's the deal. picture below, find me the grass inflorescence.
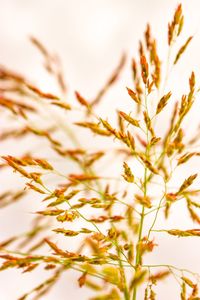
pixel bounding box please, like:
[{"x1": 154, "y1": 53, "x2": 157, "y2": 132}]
[{"x1": 0, "y1": 3, "x2": 200, "y2": 300}]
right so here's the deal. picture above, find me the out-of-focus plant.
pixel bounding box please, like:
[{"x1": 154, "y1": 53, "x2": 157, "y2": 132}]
[{"x1": 0, "y1": 4, "x2": 200, "y2": 300}]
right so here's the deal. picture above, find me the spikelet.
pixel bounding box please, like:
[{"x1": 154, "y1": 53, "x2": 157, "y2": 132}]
[
  {"x1": 25, "y1": 83, "x2": 60, "y2": 100},
  {"x1": 53, "y1": 228, "x2": 79, "y2": 236},
  {"x1": 174, "y1": 36, "x2": 193, "y2": 65},
  {"x1": 143, "y1": 111, "x2": 155, "y2": 136},
  {"x1": 177, "y1": 152, "x2": 196, "y2": 166},
  {"x1": 168, "y1": 4, "x2": 183, "y2": 45},
  {"x1": 137, "y1": 153, "x2": 159, "y2": 175},
  {"x1": 75, "y1": 91, "x2": 91, "y2": 112},
  {"x1": 122, "y1": 162, "x2": 134, "y2": 183},
  {"x1": 135, "y1": 194, "x2": 152, "y2": 208},
  {"x1": 149, "y1": 270, "x2": 170, "y2": 284},
  {"x1": 91, "y1": 54, "x2": 126, "y2": 107},
  {"x1": 180, "y1": 282, "x2": 186, "y2": 300},
  {"x1": 166, "y1": 229, "x2": 200, "y2": 237},
  {"x1": 181, "y1": 276, "x2": 195, "y2": 288},
  {"x1": 156, "y1": 92, "x2": 172, "y2": 114},
  {"x1": 177, "y1": 174, "x2": 198, "y2": 195},
  {"x1": 119, "y1": 111, "x2": 140, "y2": 127},
  {"x1": 140, "y1": 55, "x2": 149, "y2": 84},
  {"x1": 130, "y1": 269, "x2": 147, "y2": 289},
  {"x1": 75, "y1": 121, "x2": 111, "y2": 136},
  {"x1": 126, "y1": 87, "x2": 141, "y2": 104}
]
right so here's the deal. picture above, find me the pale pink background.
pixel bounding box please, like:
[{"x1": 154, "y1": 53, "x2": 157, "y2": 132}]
[{"x1": 0, "y1": 0, "x2": 200, "y2": 299}]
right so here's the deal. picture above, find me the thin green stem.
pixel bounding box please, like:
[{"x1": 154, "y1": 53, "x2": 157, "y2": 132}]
[
  {"x1": 147, "y1": 186, "x2": 166, "y2": 240},
  {"x1": 132, "y1": 87, "x2": 149, "y2": 300},
  {"x1": 132, "y1": 196, "x2": 146, "y2": 300}
]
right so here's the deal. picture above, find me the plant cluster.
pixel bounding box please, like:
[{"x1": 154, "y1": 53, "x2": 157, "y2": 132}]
[{"x1": 0, "y1": 4, "x2": 200, "y2": 300}]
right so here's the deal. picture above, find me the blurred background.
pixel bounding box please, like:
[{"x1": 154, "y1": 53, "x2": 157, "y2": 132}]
[{"x1": 0, "y1": 0, "x2": 200, "y2": 299}]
